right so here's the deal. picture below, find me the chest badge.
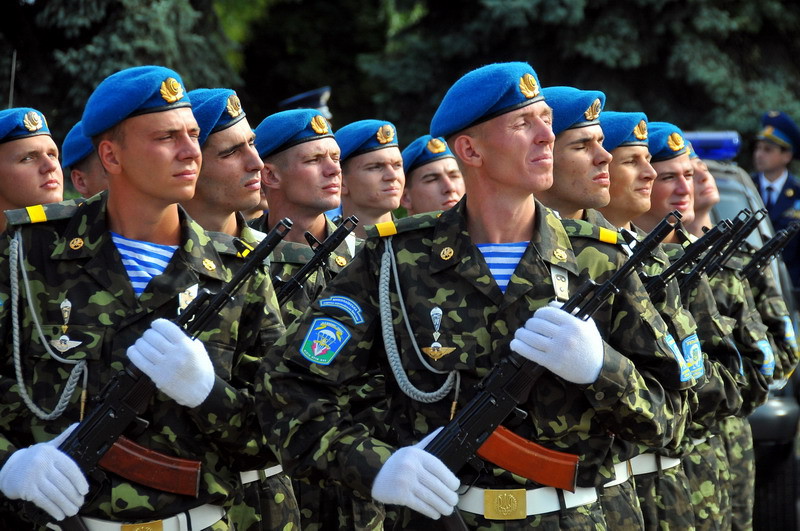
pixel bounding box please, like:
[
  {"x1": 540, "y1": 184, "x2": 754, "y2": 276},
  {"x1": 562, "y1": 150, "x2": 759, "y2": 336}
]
[
  {"x1": 49, "y1": 299, "x2": 82, "y2": 353},
  {"x1": 178, "y1": 284, "x2": 199, "y2": 315},
  {"x1": 422, "y1": 306, "x2": 456, "y2": 360}
]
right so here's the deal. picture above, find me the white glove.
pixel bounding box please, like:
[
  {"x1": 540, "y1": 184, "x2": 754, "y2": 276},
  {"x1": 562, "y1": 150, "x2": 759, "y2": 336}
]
[
  {"x1": 371, "y1": 428, "x2": 460, "y2": 520},
  {"x1": 510, "y1": 301, "x2": 604, "y2": 384},
  {"x1": 0, "y1": 424, "x2": 88, "y2": 521},
  {"x1": 127, "y1": 318, "x2": 215, "y2": 408}
]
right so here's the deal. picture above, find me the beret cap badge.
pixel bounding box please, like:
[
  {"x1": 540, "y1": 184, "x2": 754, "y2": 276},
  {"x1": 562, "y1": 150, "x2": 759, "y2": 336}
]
[
  {"x1": 225, "y1": 94, "x2": 243, "y2": 118},
  {"x1": 634, "y1": 120, "x2": 648, "y2": 140},
  {"x1": 23, "y1": 111, "x2": 43, "y2": 132},
  {"x1": 667, "y1": 132, "x2": 685, "y2": 152},
  {"x1": 376, "y1": 124, "x2": 395, "y2": 144},
  {"x1": 160, "y1": 77, "x2": 184, "y2": 104},
  {"x1": 310, "y1": 115, "x2": 329, "y2": 135},
  {"x1": 584, "y1": 99, "x2": 602, "y2": 121},
  {"x1": 519, "y1": 73, "x2": 540, "y2": 99},
  {"x1": 426, "y1": 138, "x2": 446, "y2": 154}
]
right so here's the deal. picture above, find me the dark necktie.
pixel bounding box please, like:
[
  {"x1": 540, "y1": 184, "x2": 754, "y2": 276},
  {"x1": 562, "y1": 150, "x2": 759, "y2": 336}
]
[{"x1": 765, "y1": 185, "x2": 776, "y2": 210}]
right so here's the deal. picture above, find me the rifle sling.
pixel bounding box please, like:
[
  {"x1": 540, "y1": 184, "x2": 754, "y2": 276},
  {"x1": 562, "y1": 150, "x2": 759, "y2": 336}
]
[
  {"x1": 476, "y1": 425, "x2": 579, "y2": 492},
  {"x1": 98, "y1": 435, "x2": 201, "y2": 497}
]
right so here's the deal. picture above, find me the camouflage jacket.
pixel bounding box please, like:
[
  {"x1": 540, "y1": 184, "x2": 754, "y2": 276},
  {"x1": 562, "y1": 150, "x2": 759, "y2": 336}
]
[
  {"x1": 0, "y1": 192, "x2": 284, "y2": 523},
  {"x1": 707, "y1": 251, "x2": 773, "y2": 415},
  {"x1": 251, "y1": 213, "x2": 359, "y2": 324},
  {"x1": 736, "y1": 242, "x2": 798, "y2": 380},
  {"x1": 259, "y1": 199, "x2": 688, "y2": 496}
]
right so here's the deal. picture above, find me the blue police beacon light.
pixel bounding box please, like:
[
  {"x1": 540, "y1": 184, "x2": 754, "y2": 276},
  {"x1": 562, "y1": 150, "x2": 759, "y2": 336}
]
[{"x1": 683, "y1": 131, "x2": 741, "y2": 161}]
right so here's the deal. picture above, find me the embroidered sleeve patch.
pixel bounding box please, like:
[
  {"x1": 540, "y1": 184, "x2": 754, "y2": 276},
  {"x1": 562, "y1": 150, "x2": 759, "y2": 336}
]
[
  {"x1": 318, "y1": 295, "x2": 364, "y2": 324},
  {"x1": 300, "y1": 318, "x2": 352, "y2": 365},
  {"x1": 681, "y1": 333, "x2": 704, "y2": 380},
  {"x1": 756, "y1": 339, "x2": 775, "y2": 377},
  {"x1": 782, "y1": 315, "x2": 798, "y2": 352},
  {"x1": 665, "y1": 334, "x2": 692, "y2": 383}
]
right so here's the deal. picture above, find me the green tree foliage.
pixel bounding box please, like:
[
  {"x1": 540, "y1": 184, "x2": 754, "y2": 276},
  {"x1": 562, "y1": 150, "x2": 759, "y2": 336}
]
[
  {"x1": 0, "y1": 0, "x2": 237, "y2": 141},
  {"x1": 353, "y1": 0, "x2": 800, "y2": 167}
]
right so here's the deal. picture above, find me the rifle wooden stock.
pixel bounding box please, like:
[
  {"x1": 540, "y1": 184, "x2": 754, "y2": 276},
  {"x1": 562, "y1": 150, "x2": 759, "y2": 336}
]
[
  {"x1": 26, "y1": 219, "x2": 293, "y2": 530},
  {"x1": 98, "y1": 436, "x2": 201, "y2": 497},
  {"x1": 477, "y1": 426, "x2": 579, "y2": 492},
  {"x1": 427, "y1": 212, "x2": 679, "y2": 529}
]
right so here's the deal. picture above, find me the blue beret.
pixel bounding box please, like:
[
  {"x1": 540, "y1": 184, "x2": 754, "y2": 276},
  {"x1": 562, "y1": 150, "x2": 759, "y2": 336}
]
[
  {"x1": 254, "y1": 109, "x2": 334, "y2": 159},
  {"x1": 278, "y1": 86, "x2": 332, "y2": 120},
  {"x1": 402, "y1": 135, "x2": 455, "y2": 175},
  {"x1": 600, "y1": 111, "x2": 649, "y2": 152},
  {"x1": 0, "y1": 108, "x2": 50, "y2": 144},
  {"x1": 648, "y1": 122, "x2": 688, "y2": 163},
  {"x1": 188, "y1": 88, "x2": 247, "y2": 147},
  {"x1": 336, "y1": 119, "x2": 399, "y2": 162},
  {"x1": 758, "y1": 111, "x2": 800, "y2": 158},
  {"x1": 61, "y1": 121, "x2": 95, "y2": 169},
  {"x1": 430, "y1": 62, "x2": 544, "y2": 139},
  {"x1": 82, "y1": 65, "x2": 191, "y2": 138},
  {"x1": 541, "y1": 87, "x2": 605, "y2": 136}
]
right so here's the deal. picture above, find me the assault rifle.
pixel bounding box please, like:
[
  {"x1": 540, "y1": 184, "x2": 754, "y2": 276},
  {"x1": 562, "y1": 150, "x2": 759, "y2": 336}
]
[
  {"x1": 741, "y1": 221, "x2": 800, "y2": 282},
  {"x1": 33, "y1": 219, "x2": 292, "y2": 531},
  {"x1": 704, "y1": 208, "x2": 767, "y2": 280},
  {"x1": 645, "y1": 218, "x2": 733, "y2": 296},
  {"x1": 425, "y1": 212, "x2": 680, "y2": 530},
  {"x1": 275, "y1": 215, "x2": 358, "y2": 305}
]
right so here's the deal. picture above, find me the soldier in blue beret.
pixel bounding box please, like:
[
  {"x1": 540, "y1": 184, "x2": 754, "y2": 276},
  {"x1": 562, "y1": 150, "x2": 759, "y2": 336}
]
[
  {"x1": 0, "y1": 65, "x2": 287, "y2": 530},
  {"x1": 752, "y1": 110, "x2": 800, "y2": 296},
  {"x1": 536, "y1": 86, "x2": 611, "y2": 220},
  {"x1": 336, "y1": 119, "x2": 404, "y2": 238},
  {"x1": 180, "y1": 87, "x2": 301, "y2": 530},
  {"x1": 62, "y1": 120, "x2": 107, "y2": 198},
  {"x1": 259, "y1": 61, "x2": 687, "y2": 529},
  {"x1": 250, "y1": 108, "x2": 369, "y2": 530},
  {"x1": 0, "y1": 107, "x2": 63, "y2": 232},
  {"x1": 400, "y1": 135, "x2": 464, "y2": 216}
]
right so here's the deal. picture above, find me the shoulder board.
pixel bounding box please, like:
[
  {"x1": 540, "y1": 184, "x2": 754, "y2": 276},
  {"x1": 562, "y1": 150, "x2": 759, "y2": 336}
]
[
  {"x1": 560, "y1": 218, "x2": 621, "y2": 245},
  {"x1": 365, "y1": 211, "x2": 441, "y2": 238},
  {"x1": 5, "y1": 198, "x2": 85, "y2": 227}
]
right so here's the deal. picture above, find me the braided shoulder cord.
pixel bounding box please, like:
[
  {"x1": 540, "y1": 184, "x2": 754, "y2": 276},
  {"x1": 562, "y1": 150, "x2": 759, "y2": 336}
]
[
  {"x1": 10, "y1": 231, "x2": 86, "y2": 420},
  {"x1": 379, "y1": 236, "x2": 458, "y2": 403}
]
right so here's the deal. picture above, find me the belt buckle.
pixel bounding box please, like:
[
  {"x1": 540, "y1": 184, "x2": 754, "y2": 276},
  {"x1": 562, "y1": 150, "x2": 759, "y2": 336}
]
[
  {"x1": 121, "y1": 520, "x2": 164, "y2": 531},
  {"x1": 483, "y1": 488, "x2": 527, "y2": 520}
]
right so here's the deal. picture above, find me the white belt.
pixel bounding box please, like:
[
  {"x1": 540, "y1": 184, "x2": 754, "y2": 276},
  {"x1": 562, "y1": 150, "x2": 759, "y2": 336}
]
[
  {"x1": 630, "y1": 453, "x2": 682, "y2": 475},
  {"x1": 458, "y1": 484, "x2": 597, "y2": 518},
  {"x1": 79, "y1": 504, "x2": 224, "y2": 531},
  {"x1": 604, "y1": 461, "x2": 632, "y2": 488},
  {"x1": 240, "y1": 464, "x2": 283, "y2": 484}
]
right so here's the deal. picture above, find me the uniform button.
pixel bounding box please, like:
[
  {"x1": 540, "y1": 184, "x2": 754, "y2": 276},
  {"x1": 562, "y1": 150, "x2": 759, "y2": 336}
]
[{"x1": 595, "y1": 392, "x2": 605, "y2": 401}]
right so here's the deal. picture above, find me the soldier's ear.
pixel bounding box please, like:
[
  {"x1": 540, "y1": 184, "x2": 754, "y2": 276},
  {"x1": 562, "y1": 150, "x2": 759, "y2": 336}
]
[
  {"x1": 261, "y1": 163, "x2": 281, "y2": 189},
  {"x1": 96, "y1": 139, "x2": 122, "y2": 176},
  {"x1": 452, "y1": 133, "x2": 483, "y2": 168},
  {"x1": 400, "y1": 186, "x2": 413, "y2": 211},
  {"x1": 70, "y1": 169, "x2": 90, "y2": 196}
]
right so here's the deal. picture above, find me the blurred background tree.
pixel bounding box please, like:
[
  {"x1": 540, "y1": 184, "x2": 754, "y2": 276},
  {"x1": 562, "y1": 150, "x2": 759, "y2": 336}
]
[{"x1": 2, "y1": 0, "x2": 800, "y2": 170}]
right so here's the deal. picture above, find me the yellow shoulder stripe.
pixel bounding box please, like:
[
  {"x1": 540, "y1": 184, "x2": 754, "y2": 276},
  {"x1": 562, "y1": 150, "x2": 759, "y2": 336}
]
[
  {"x1": 375, "y1": 221, "x2": 398, "y2": 237},
  {"x1": 598, "y1": 227, "x2": 618, "y2": 244},
  {"x1": 26, "y1": 205, "x2": 47, "y2": 223}
]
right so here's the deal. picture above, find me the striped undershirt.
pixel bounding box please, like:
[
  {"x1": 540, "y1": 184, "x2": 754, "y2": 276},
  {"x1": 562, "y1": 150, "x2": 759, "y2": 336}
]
[
  {"x1": 476, "y1": 242, "x2": 527, "y2": 293},
  {"x1": 111, "y1": 232, "x2": 178, "y2": 297}
]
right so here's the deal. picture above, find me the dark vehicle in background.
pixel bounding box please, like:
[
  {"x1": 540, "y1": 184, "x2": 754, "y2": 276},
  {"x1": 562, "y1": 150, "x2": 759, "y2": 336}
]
[{"x1": 687, "y1": 131, "x2": 800, "y2": 530}]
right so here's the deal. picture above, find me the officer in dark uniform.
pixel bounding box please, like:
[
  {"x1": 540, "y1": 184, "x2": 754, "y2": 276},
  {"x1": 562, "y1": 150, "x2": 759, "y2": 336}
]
[{"x1": 752, "y1": 111, "x2": 800, "y2": 298}]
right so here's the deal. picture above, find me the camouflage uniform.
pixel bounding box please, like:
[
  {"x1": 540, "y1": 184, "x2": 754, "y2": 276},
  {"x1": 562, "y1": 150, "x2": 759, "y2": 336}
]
[
  {"x1": 259, "y1": 199, "x2": 691, "y2": 530},
  {"x1": 251, "y1": 212, "x2": 373, "y2": 530},
  {"x1": 207, "y1": 214, "x2": 301, "y2": 531},
  {"x1": 250, "y1": 213, "x2": 359, "y2": 324},
  {"x1": 662, "y1": 235, "x2": 747, "y2": 531},
  {"x1": 0, "y1": 193, "x2": 292, "y2": 529}
]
